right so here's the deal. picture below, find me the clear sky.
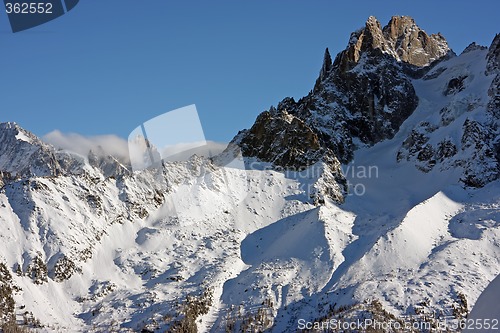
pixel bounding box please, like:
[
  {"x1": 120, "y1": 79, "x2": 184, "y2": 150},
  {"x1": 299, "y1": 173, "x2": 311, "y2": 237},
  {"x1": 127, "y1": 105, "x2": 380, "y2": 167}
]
[{"x1": 1, "y1": 0, "x2": 498, "y2": 143}]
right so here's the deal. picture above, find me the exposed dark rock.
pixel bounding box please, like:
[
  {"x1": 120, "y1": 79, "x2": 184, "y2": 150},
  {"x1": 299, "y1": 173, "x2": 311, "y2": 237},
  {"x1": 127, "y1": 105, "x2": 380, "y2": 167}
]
[
  {"x1": 397, "y1": 130, "x2": 430, "y2": 162},
  {"x1": 486, "y1": 34, "x2": 500, "y2": 75},
  {"x1": 317, "y1": 48, "x2": 332, "y2": 83},
  {"x1": 52, "y1": 256, "x2": 81, "y2": 282},
  {"x1": 0, "y1": 262, "x2": 15, "y2": 326},
  {"x1": 238, "y1": 108, "x2": 323, "y2": 169},
  {"x1": 416, "y1": 144, "x2": 436, "y2": 173},
  {"x1": 25, "y1": 253, "x2": 48, "y2": 285},
  {"x1": 331, "y1": 53, "x2": 419, "y2": 144},
  {"x1": 444, "y1": 76, "x2": 467, "y2": 95},
  {"x1": 461, "y1": 42, "x2": 487, "y2": 54},
  {"x1": 436, "y1": 140, "x2": 458, "y2": 161},
  {"x1": 459, "y1": 118, "x2": 499, "y2": 187},
  {"x1": 486, "y1": 34, "x2": 500, "y2": 118}
]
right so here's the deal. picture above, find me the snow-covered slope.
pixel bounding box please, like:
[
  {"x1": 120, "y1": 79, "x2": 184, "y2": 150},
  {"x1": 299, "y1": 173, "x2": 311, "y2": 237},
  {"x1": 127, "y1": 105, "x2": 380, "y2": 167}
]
[{"x1": 0, "y1": 17, "x2": 498, "y2": 333}]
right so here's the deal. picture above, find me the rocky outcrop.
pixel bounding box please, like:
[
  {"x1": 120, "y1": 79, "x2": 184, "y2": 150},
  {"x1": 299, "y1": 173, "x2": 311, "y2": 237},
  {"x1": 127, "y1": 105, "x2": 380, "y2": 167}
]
[
  {"x1": 330, "y1": 50, "x2": 419, "y2": 145},
  {"x1": 383, "y1": 16, "x2": 450, "y2": 66},
  {"x1": 459, "y1": 36, "x2": 499, "y2": 187},
  {"x1": 486, "y1": 34, "x2": 500, "y2": 75},
  {"x1": 237, "y1": 106, "x2": 323, "y2": 169},
  {"x1": 317, "y1": 48, "x2": 332, "y2": 83},
  {"x1": 462, "y1": 42, "x2": 487, "y2": 55}
]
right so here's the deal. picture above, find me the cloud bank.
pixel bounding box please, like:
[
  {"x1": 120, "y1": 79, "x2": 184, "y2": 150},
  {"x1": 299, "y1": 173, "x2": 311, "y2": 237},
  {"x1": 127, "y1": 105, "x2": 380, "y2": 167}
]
[
  {"x1": 43, "y1": 130, "x2": 132, "y2": 163},
  {"x1": 43, "y1": 130, "x2": 229, "y2": 166}
]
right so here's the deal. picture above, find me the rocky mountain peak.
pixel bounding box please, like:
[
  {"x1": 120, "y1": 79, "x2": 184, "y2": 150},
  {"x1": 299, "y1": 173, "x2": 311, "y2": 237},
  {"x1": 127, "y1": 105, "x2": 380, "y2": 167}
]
[
  {"x1": 0, "y1": 122, "x2": 36, "y2": 142},
  {"x1": 0, "y1": 122, "x2": 64, "y2": 179},
  {"x1": 234, "y1": 16, "x2": 441, "y2": 183},
  {"x1": 340, "y1": 15, "x2": 451, "y2": 69},
  {"x1": 236, "y1": 106, "x2": 323, "y2": 169},
  {"x1": 231, "y1": 16, "x2": 497, "y2": 203},
  {"x1": 486, "y1": 34, "x2": 500, "y2": 118},
  {"x1": 318, "y1": 48, "x2": 332, "y2": 82},
  {"x1": 0, "y1": 122, "x2": 131, "y2": 183},
  {"x1": 461, "y1": 42, "x2": 487, "y2": 55}
]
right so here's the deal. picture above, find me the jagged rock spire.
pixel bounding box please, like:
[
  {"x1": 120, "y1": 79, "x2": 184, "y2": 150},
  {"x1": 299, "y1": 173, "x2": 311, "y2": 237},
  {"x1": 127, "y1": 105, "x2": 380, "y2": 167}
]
[
  {"x1": 320, "y1": 48, "x2": 332, "y2": 80},
  {"x1": 315, "y1": 48, "x2": 333, "y2": 91}
]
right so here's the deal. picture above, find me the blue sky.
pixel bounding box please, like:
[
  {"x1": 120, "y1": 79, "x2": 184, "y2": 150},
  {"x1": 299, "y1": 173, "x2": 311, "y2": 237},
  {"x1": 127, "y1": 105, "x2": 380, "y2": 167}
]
[{"x1": 1, "y1": 0, "x2": 498, "y2": 143}]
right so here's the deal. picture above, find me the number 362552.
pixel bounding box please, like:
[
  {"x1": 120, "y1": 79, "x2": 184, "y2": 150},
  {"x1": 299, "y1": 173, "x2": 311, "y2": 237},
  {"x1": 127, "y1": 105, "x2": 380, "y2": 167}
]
[{"x1": 5, "y1": 2, "x2": 53, "y2": 14}]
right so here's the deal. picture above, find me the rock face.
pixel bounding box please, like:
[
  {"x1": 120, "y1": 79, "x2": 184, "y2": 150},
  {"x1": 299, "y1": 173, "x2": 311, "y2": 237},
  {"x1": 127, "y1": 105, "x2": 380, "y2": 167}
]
[
  {"x1": 237, "y1": 107, "x2": 323, "y2": 169},
  {"x1": 232, "y1": 16, "x2": 453, "y2": 195},
  {"x1": 487, "y1": 34, "x2": 500, "y2": 116}
]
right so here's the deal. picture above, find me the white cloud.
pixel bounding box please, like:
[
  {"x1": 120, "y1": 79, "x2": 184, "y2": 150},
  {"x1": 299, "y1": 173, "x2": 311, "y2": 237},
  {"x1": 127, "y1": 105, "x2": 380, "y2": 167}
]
[
  {"x1": 42, "y1": 130, "x2": 130, "y2": 163},
  {"x1": 43, "y1": 130, "x2": 229, "y2": 167}
]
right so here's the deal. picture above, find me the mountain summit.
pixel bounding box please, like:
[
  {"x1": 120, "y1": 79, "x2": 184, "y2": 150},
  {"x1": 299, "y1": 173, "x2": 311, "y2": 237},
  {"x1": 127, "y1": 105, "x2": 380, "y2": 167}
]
[
  {"x1": 339, "y1": 15, "x2": 451, "y2": 68},
  {"x1": 0, "y1": 122, "x2": 63, "y2": 178},
  {"x1": 233, "y1": 16, "x2": 453, "y2": 175}
]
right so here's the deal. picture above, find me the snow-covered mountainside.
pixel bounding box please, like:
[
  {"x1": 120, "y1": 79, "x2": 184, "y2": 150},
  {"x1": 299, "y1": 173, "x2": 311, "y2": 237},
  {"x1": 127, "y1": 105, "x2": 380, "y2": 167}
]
[{"x1": 0, "y1": 16, "x2": 498, "y2": 332}]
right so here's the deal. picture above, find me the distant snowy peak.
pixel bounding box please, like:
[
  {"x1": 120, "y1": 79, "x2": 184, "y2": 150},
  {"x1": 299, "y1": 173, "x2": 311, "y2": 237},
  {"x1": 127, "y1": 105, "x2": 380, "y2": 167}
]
[
  {"x1": 0, "y1": 122, "x2": 64, "y2": 179},
  {"x1": 88, "y1": 148, "x2": 131, "y2": 178},
  {"x1": 339, "y1": 15, "x2": 452, "y2": 69},
  {"x1": 0, "y1": 122, "x2": 40, "y2": 146},
  {"x1": 0, "y1": 122, "x2": 131, "y2": 183},
  {"x1": 461, "y1": 42, "x2": 487, "y2": 55}
]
